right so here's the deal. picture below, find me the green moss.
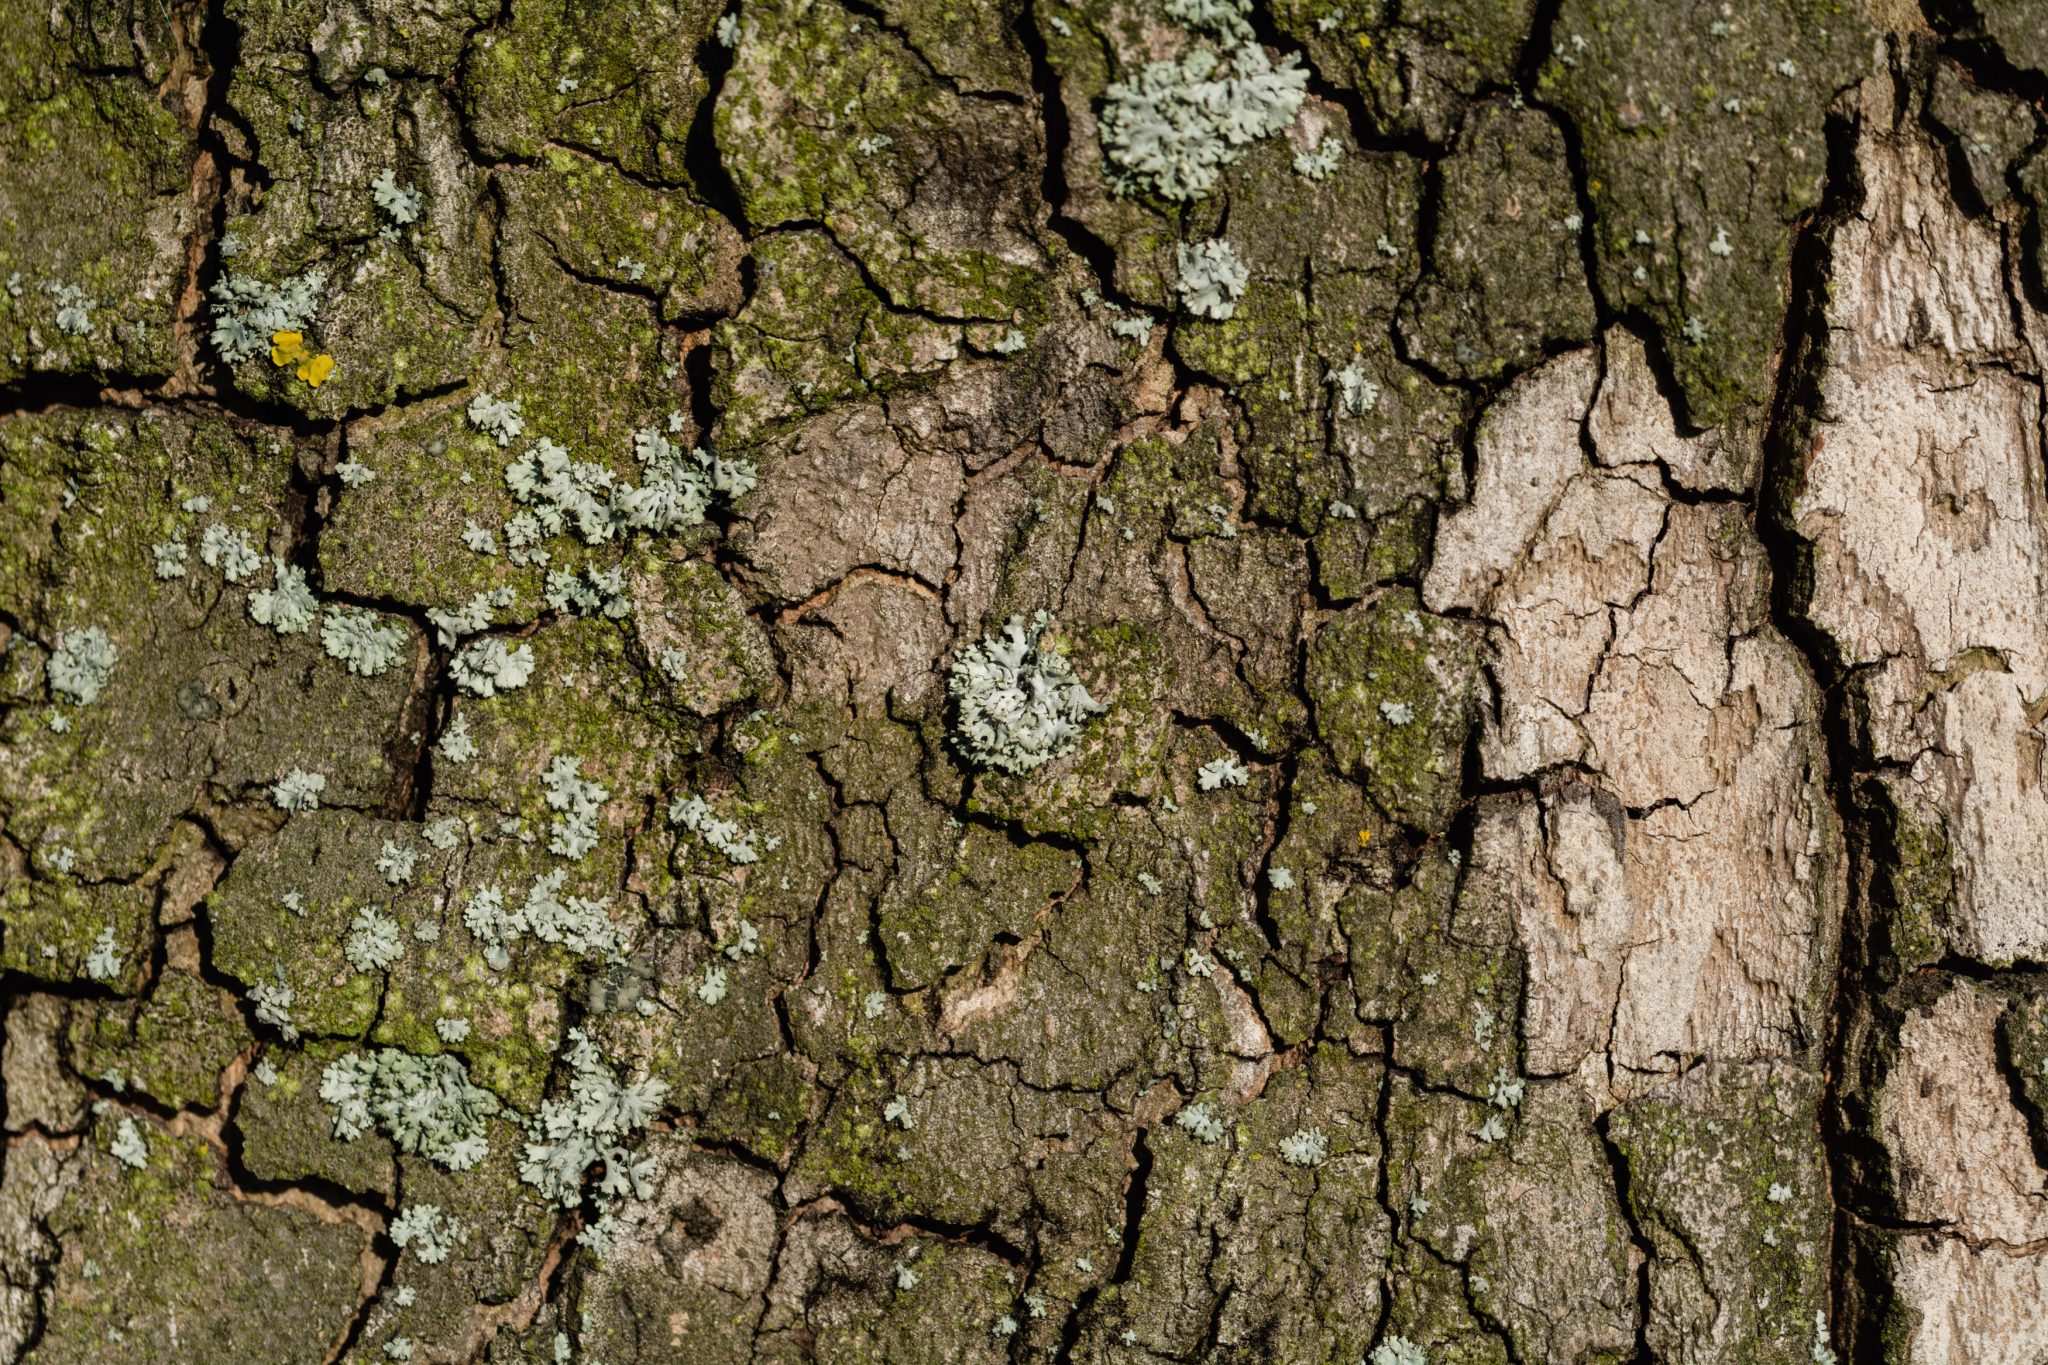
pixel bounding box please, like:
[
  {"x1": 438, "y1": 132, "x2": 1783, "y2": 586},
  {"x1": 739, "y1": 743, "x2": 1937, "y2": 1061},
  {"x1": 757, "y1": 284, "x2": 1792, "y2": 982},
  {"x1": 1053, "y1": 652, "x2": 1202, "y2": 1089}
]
[
  {"x1": 1272, "y1": 0, "x2": 1534, "y2": 142},
  {"x1": 35, "y1": 1124, "x2": 366, "y2": 1362},
  {"x1": 711, "y1": 229, "x2": 963, "y2": 450},
  {"x1": 0, "y1": 0, "x2": 190, "y2": 386},
  {"x1": 1541, "y1": 0, "x2": 1876, "y2": 423},
  {"x1": 1866, "y1": 774, "x2": 1953, "y2": 979},
  {"x1": 1310, "y1": 589, "x2": 1481, "y2": 830},
  {"x1": 1608, "y1": 1062, "x2": 1833, "y2": 1363},
  {"x1": 68, "y1": 969, "x2": 251, "y2": 1111},
  {"x1": 717, "y1": 0, "x2": 1049, "y2": 319},
  {"x1": 1398, "y1": 100, "x2": 1597, "y2": 382},
  {"x1": 463, "y1": 0, "x2": 721, "y2": 183}
]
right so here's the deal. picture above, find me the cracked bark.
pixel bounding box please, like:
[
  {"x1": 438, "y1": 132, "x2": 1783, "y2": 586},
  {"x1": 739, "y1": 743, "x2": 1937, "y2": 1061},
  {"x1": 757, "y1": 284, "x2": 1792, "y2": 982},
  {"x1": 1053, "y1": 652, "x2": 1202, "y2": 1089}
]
[{"x1": 6, "y1": 0, "x2": 2048, "y2": 1362}]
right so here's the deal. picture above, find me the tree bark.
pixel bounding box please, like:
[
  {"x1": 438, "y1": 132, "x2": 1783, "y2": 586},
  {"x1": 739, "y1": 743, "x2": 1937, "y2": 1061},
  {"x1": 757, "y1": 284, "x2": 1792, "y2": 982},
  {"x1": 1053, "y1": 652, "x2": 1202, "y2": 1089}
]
[{"x1": 2, "y1": 0, "x2": 2046, "y2": 1361}]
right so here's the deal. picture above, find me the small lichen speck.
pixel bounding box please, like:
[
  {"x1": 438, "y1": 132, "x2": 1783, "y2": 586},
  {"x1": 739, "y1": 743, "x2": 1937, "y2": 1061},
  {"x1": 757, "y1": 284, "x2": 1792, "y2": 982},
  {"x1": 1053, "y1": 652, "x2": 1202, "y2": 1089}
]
[
  {"x1": 1175, "y1": 1100, "x2": 1225, "y2": 1144},
  {"x1": 109, "y1": 1118, "x2": 149, "y2": 1170},
  {"x1": 1197, "y1": 755, "x2": 1250, "y2": 790},
  {"x1": 271, "y1": 767, "x2": 328, "y2": 812},
  {"x1": 1277, "y1": 1127, "x2": 1329, "y2": 1166}
]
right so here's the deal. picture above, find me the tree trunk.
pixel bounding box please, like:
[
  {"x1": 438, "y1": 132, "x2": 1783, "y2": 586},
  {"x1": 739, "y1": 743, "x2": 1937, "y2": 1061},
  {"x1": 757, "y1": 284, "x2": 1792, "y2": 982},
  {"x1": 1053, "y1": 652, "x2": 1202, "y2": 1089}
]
[{"x1": 2, "y1": 0, "x2": 2046, "y2": 1360}]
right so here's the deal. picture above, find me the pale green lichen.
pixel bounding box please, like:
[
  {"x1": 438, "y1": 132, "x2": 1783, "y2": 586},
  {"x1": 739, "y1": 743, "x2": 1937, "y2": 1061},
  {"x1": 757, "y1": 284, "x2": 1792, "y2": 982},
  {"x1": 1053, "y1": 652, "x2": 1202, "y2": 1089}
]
[
  {"x1": 1175, "y1": 1100, "x2": 1225, "y2": 1143},
  {"x1": 376, "y1": 840, "x2": 418, "y2": 885},
  {"x1": 46, "y1": 625, "x2": 117, "y2": 705},
  {"x1": 271, "y1": 767, "x2": 328, "y2": 812},
  {"x1": 517, "y1": 1029, "x2": 666, "y2": 1207},
  {"x1": 109, "y1": 1118, "x2": 149, "y2": 1169},
  {"x1": 209, "y1": 268, "x2": 326, "y2": 364},
  {"x1": 151, "y1": 538, "x2": 189, "y2": 579},
  {"x1": 83, "y1": 926, "x2": 122, "y2": 981},
  {"x1": 451, "y1": 637, "x2": 536, "y2": 697},
  {"x1": 321, "y1": 1048, "x2": 499, "y2": 1170},
  {"x1": 948, "y1": 614, "x2": 1105, "y2": 774},
  {"x1": 541, "y1": 756, "x2": 608, "y2": 859},
  {"x1": 371, "y1": 168, "x2": 423, "y2": 226},
  {"x1": 1101, "y1": 37, "x2": 1306, "y2": 201},
  {"x1": 1277, "y1": 1126, "x2": 1329, "y2": 1166},
  {"x1": 436, "y1": 713, "x2": 478, "y2": 763},
  {"x1": 321, "y1": 605, "x2": 408, "y2": 676},
  {"x1": 344, "y1": 906, "x2": 404, "y2": 972},
  {"x1": 465, "y1": 392, "x2": 526, "y2": 446},
  {"x1": 1371, "y1": 1338, "x2": 1427, "y2": 1365},
  {"x1": 1197, "y1": 754, "x2": 1250, "y2": 789},
  {"x1": 1175, "y1": 238, "x2": 1247, "y2": 320},
  {"x1": 248, "y1": 559, "x2": 318, "y2": 634},
  {"x1": 390, "y1": 1203, "x2": 461, "y2": 1263},
  {"x1": 200, "y1": 523, "x2": 262, "y2": 582},
  {"x1": 669, "y1": 793, "x2": 760, "y2": 864}
]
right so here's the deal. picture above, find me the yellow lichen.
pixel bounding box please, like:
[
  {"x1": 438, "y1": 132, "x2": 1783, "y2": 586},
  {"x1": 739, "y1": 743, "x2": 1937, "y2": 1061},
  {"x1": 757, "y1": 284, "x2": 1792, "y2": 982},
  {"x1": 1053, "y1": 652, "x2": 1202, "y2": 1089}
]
[{"x1": 270, "y1": 329, "x2": 335, "y2": 387}]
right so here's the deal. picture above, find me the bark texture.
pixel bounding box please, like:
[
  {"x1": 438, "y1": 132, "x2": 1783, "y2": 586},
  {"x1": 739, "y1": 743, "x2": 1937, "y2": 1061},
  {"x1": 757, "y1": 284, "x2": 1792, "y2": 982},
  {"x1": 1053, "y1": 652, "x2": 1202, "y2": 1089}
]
[{"x1": 1, "y1": 0, "x2": 2047, "y2": 1362}]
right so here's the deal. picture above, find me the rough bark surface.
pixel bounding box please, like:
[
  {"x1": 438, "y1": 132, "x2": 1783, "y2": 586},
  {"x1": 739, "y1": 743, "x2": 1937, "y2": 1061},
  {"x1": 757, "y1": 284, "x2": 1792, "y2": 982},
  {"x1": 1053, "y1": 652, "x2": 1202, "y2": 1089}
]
[{"x1": 2, "y1": 0, "x2": 2047, "y2": 1362}]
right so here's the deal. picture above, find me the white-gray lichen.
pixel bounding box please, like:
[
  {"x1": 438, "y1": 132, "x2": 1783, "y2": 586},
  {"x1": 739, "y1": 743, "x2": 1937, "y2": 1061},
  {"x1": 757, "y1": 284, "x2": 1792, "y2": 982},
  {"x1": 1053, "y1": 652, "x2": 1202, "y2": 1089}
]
[
  {"x1": 1175, "y1": 1100, "x2": 1225, "y2": 1144},
  {"x1": 463, "y1": 870, "x2": 624, "y2": 968},
  {"x1": 46, "y1": 626, "x2": 117, "y2": 706},
  {"x1": 200, "y1": 523, "x2": 262, "y2": 583},
  {"x1": 465, "y1": 392, "x2": 526, "y2": 446},
  {"x1": 669, "y1": 793, "x2": 761, "y2": 865},
  {"x1": 271, "y1": 767, "x2": 328, "y2": 812},
  {"x1": 321, "y1": 1048, "x2": 499, "y2": 1170},
  {"x1": 451, "y1": 637, "x2": 537, "y2": 697},
  {"x1": 1293, "y1": 135, "x2": 1343, "y2": 180},
  {"x1": 321, "y1": 605, "x2": 407, "y2": 676},
  {"x1": 251, "y1": 973, "x2": 299, "y2": 1040},
  {"x1": 1371, "y1": 1337, "x2": 1428, "y2": 1365},
  {"x1": 541, "y1": 756, "x2": 609, "y2": 859},
  {"x1": 371, "y1": 168, "x2": 423, "y2": 226},
  {"x1": 209, "y1": 268, "x2": 326, "y2": 364},
  {"x1": 436, "y1": 712, "x2": 478, "y2": 764},
  {"x1": 376, "y1": 839, "x2": 418, "y2": 886},
  {"x1": 517, "y1": 1029, "x2": 666, "y2": 1208},
  {"x1": 427, "y1": 588, "x2": 512, "y2": 647},
  {"x1": 1197, "y1": 755, "x2": 1250, "y2": 790},
  {"x1": 544, "y1": 564, "x2": 631, "y2": 618},
  {"x1": 1328, "y1": 357, "x2": 1380, "y2": 415},
  {"x1": 1175, "y1": 238, "x2": 1248, "y2": 320},
  {"x1": 1277, "y1": 1126, "x2": 1329, "y2": 1166},
  {"x1": 948, "y1": 614, "x2": 1106, "y2": 775},
  {"x1": 504, "y1": 426, "x2": 758, "y2": 555},
  {"x1": 49, "y1": 282, "x2": 94, "y2": 336},
  {"x1": 151, "y1": 538, "x2": 189, "y2": 579},
  {"x1": 83, "y1": 926, "x2": 122, "y2": 982},
  {"x1": 1100, "y1": 35, "x2": 1306, "y2": 201},
  {"x1": 390, "y1": 1204, "x2": 461, "y2": 1263},
  {"x1": 109, "y1": 1118, "x2": 149, "y2": 1170},
  {"x1": 344, "y1": 906, "x2": 404, "y2": 972},
  {"x1": 248, "y1": 559, "x2": 319, "y2": 634}
]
